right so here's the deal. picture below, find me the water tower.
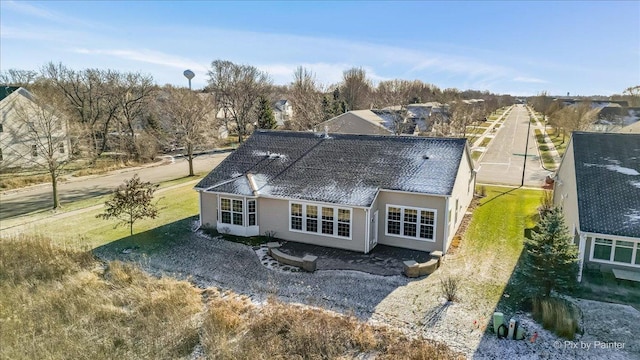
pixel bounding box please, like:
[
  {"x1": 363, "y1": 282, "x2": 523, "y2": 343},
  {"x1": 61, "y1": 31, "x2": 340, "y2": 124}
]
[{"x1": 183, "y1": 69, "x2": 195, "y2": 90}]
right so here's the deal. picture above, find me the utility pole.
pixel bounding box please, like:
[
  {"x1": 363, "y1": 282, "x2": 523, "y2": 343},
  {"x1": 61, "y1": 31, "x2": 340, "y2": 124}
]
[{"x1": 521, "y1": 108, "x2": 532, "y2": 187}]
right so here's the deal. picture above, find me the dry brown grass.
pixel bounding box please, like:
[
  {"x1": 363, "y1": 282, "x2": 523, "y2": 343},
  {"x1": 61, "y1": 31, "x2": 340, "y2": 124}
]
[
  {"x1": 0, "y1": 235, "x2": 202, "y2": 360},
  {"x1": 1, "y1": 235, "x2": 461, "y2": 360},
  {"x1": 202, "y1": 295, "x2": 462, "y2": 360}
]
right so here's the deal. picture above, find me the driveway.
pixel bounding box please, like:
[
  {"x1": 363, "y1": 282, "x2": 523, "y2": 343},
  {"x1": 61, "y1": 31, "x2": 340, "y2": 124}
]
[
  {"x1": 0, "y1": 153, "x2": 229, "y2": 220},
  {"x1": 477, "y1": 105, "x2": 551, "y2": 187}
]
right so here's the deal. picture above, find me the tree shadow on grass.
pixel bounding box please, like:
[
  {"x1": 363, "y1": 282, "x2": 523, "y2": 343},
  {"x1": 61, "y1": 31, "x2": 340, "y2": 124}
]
[
  {"x1": 477, "y1": 187, "x2": 520, "y2": 208},
  {"x1": 93, "y1": 216, "x2": 198, "y2": 259}
]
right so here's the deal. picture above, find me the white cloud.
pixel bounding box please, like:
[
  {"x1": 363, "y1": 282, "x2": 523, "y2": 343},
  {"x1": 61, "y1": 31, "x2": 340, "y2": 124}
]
[
  {"x1": 73, "y1": 48, "x2": 209, "y2": 73},
  {"x1": 513, "y1": 76, "x2": 548, "y2": 84},
  {"x1": 2, "y1": 0, "x2": 97, "y2": 28}
]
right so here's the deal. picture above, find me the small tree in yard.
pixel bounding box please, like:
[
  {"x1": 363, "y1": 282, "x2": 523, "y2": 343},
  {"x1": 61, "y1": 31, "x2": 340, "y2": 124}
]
[
  {"x1": 522, "y1": 207, "x2": 579, "y2": 298},
  {"x1": 97, "y1": 174, "x2": 159, "y2": 236}
]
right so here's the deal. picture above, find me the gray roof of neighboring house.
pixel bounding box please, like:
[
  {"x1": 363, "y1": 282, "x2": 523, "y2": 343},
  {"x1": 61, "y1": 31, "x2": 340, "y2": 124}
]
[
  {"x1": 0, "y1": 86, "x2": 20, "y2": 102},
  {"x1": 319, "y1": 111, "x2": 394, "y2": 135},
  {"x1": 571, "y1": 132, "x2": 640, "y2": 238},
  {"x1": 196, "y1": 130, "x2": 468, "y2": 207}
]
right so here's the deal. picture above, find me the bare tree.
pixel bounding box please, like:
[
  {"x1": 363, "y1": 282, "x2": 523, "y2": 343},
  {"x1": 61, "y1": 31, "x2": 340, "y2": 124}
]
[
  {"x1": 288, "y1": 67, "x2": 324, "y2": 130},
  {"x1": 375, "y1": 79, "x2": 413, "y2": 134},
  {"x1": 0, "y1": 69, "x2": 40, "y2": 87},
  {"x1": 97, "y1": 174, "x2": 159, "y2": 236},
  {"x1": 157, "y1": 86, "x2": 215, "y2": 176},
  {"x1": 8, "y1": 90, "x2": 71, "y2": 209},
  {"x1": 41, "y1": 63, "x2": 121, "y2": 158},
  {"x1": 554, "y1": 102, "x2": 598, "y2": 141},
  {"x1": 114, "y1": 73, "x2": 156, "y2": 161},
  {"x1": 207, "y1": 60, "x2": 271, "y2": 143},
  {"x1": 340, "y1": 67, "x2": 371, "y2": 111}
]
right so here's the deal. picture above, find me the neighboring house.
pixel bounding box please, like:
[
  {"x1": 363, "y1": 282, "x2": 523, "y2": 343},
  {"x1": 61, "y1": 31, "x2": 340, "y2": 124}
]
[
  {"x1": 195, "y1": 130, "x2": 476, "y2": 254},
  {"x1": 553, "y1": 132, "x2": 640, "y2": 281},
  {"x1": 619, "y1": 120, "x2": 640, "y2": 133},
  {"x1": 0, "y1": 86, "x2": 70, "y2": 169},
  {"x1": 273, "y1": 99, "x2": 292, "y2": 127},
  {"x1": 319, "y1": 110, "x2": 417, "y2": 136}
]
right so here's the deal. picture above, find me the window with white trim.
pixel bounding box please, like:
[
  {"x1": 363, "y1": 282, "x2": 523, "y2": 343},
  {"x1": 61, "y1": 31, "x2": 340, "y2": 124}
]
[
  {"x1": 322, "y1": 207, "x2": 334, "y2": 235},
  {"x1": 386, "y1": 205, "x2": 436, "y2": 241},
  {"x1": 58, "y1": 143, "x2": 65, "y2": 154},
  {"x1": 291, "y1": 203, "x2": 303, "y2": 230},
  {"x1": 220, "y1": 198, "x2": 244, "y2": 226},
  {"x1": 592, "y1": 238, "x2": 640, "y2": 266},
  {"x1": 289, "y1": 202, "x2": 351, "y2": 238},
  {"x1": 248, "y1": 200, "x2": 256, "y2": 226},
  {"x1": 306, "y1": 205, "x2": 318, "y2": 232},
  {"x1": 31, "y1": 145, "x2": 37, "y2": 157}
]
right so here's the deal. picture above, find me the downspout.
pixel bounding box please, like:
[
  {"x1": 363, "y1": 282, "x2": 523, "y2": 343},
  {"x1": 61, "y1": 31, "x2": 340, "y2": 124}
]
[
  {"x1": 198, "y1": 190, "x2": 203, "y2": 229},
  {"x1": 364, "y1": 208, "x2": 370, "y2": 254},
  {"x1": 443, "y1": 197, "x2": 450, "y2": 254},
  {"x1": 578, "y1": 233, "x2": 586, "y2": 283}
]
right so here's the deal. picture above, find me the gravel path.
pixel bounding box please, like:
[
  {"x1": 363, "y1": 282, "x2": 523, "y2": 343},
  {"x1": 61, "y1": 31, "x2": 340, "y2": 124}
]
[{"x1": 94, "y1": 228, "x2": 640, "y2": 359}]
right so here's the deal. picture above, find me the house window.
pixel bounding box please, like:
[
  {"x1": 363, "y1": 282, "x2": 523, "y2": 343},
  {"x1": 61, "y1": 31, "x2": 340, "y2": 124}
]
[
  {"x1": 31, "y1": 145, "x2": 37, "y2": 157},
  {"x1": 337, "y1": 209, "x2": 350, "y2": 237},
  {"x1": 592, "y1": 238, "x2": 640, "y2": 266},
  {"x1": 386, "y1": 205, "x2": 436, "y2": 241},
  {"x1": 291, "y1": 203, "x2": 303, "y2": 230},
  {"x1": 614, "y1": 240, "x2": 634, "y2": 263},
  {"x1": 0, "y1": 148, "x2": 3, "y2": 161},
  {"x1": 289, "y1": 201, "x2": 351, "y2": 239},
  {"x1": 306, "y1": 205, "x2": 318, "y2": 232},
  {"x1": 232, "y1": 200, "x2": 243, "y2": 225},
  {"x1": 248, "y1": 200, "x2": 256, "y2": 226},
  {"x1": 593, "y1": 238, "x2": 612, "y2": 260},
  {"x1": 59, "y1": 143, "x2": 65, "y2": 154},
  {"x1": 322, "y1": 207, "x2": 334, "y2": 235},
  {"x1": 0, "y1": 123, "x2": 3, "y2": 132},
  {"x1": 220, "y1": 198, "x2": 232, "y2": 224},
  {"x1": 387, "y1": 207, "x2": 401, "y2": 235}
]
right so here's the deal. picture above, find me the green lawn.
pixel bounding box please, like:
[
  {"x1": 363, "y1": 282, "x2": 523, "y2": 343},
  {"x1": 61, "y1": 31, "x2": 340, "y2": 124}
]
[
  {"x1": 463, "y1": 186, "x2": 540, "y2": 311},
  {"x1": 534, "y1": 129, "x2": 557, "y2": 170},
  {"x1": 465, "y1": 126, "x2": 487, "y2": 135},
  {"x1": 471, "y1": 150, "x2": 483, "y2": 161},
  {"x1": 479, "y1": 137, "x2": 492, "y2": 147},
  {"x1": 0, "y1": 175, "x2": 203, "y2": 230},
  {"x1": 18, "y1": 182, "x2": 200, "y2": 249}
]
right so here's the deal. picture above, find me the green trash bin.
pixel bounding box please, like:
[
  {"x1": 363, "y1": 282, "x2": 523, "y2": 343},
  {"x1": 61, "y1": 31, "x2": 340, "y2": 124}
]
[{"x1": 493, "y1": 312, "x2": 504, "y2": 334}]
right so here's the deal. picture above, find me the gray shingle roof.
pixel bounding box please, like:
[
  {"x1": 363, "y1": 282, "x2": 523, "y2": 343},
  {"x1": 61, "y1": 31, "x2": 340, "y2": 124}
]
[
  {"x1": 196, "y1": 131, "x2": 468, "y2": 207},
  {"x1": 572, "y1": 132, "x2": 640, "y2": 238}
]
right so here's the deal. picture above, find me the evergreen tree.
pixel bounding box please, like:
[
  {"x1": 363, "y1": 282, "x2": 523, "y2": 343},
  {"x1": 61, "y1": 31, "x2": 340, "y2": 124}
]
[
  {"x1": 522, "y1": 207, "x2": 579, "y2": 297},
  {"x1": 256, "y1": 96, "x2": 277, "y2": 129}
]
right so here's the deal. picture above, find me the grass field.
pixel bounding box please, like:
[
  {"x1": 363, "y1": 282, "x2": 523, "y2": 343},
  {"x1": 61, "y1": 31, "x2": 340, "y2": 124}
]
[
  {"x1": 0, "y1": 235, "x2": 463, "y2": 360},
  {"x1": 533, "y1": 129, "x2": 558, "y2": 170},
  {"x1": 13, "y1": 180, "x2": 200, "y2": 250}
]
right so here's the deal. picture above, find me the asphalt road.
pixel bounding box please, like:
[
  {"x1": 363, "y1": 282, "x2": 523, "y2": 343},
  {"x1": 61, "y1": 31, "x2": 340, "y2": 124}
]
[
  {"x1": 477, "y1": 104, "x2": 551, "y2": 186},
  {"x1": 0, "y1": 153, "x2": 229, "y2": 221}
]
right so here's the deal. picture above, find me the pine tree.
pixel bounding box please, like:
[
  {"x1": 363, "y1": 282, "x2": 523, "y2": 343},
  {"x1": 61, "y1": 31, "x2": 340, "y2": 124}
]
[
  {"x1": 256, "y1": 96, "x2": 277, "y2": 129},
  {"x1": 522, "y1": 207, "x2": 579, "y2": 297}
]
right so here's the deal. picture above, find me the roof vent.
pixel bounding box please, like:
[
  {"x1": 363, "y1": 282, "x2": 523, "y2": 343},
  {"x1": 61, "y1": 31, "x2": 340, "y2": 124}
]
[{"x1": 422, "y1": 155, "x2": 430, "y2": 160}]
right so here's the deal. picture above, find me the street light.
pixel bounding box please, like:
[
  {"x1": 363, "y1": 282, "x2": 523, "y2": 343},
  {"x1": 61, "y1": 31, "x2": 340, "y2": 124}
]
[{"x1": 183, "y1": 69, "x2": 195, "y2": 90}]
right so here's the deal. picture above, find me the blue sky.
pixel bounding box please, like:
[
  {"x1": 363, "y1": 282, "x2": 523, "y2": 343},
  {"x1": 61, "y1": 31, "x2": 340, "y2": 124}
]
[{"x1": 1, "y1": 1, "x2": 638, "y2": 96}]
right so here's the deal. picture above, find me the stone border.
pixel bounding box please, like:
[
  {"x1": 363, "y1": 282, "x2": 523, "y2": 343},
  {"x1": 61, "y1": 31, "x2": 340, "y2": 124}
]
[
  {"x1": 403, "y1": 251, "x2": 443, "y2": 278},
  {"x1": 267, "y1": 242, "x2": 317, "y2": 272}
]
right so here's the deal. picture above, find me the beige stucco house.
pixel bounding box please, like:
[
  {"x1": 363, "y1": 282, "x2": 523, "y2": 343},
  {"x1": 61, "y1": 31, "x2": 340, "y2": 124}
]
[
  {"x1": 553, "y1": 132, "x2": 640, "y2": 281},
  {"x1": 0, "y1": 86, "x2": 70, "y2": 169},
  {"x1": 318, "y1": 110, "x2": 419, "y2": 136},
  {"x1": 195, "y1": 130, "x2": 476, "y2": 254}
]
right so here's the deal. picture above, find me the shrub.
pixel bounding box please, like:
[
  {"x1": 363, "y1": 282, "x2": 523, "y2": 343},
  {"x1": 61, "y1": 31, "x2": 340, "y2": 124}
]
[
  {"x1": 532, "y1": 297, "x2": 581, "y2": 339},
  {"x1": 440, "y1": 276, "x2": 460, "y2": 302}
]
